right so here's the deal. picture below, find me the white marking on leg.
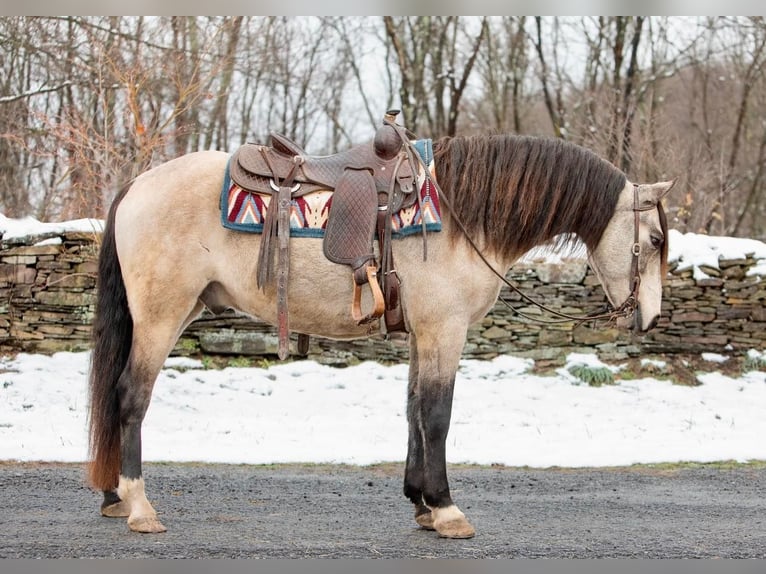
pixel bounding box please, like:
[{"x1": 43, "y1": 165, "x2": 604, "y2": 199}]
[
  {"x1": 118, "y1": 475, "x2": 166, "y2": 533},
  {"x1": 432, "y1": 504, "x2": 465, "y2": 524}
]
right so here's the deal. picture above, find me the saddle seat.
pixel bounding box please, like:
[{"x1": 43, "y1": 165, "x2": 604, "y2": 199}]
[
  {"x1": 230, "y1": 133, "x2": 417, "y2": 212},
  {"x1": 227, "y1": 111, "x2": 419, "y2": 360}
]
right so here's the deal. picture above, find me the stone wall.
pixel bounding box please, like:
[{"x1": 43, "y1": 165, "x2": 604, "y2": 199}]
[
  {"x1": 1, "y1": 229, "x2": 764, "y2": 365},
  {"x1": 1, "y1": 231, "x2": 98, "y2": 354}
]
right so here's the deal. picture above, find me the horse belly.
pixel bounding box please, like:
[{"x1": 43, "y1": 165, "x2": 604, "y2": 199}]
[{"x1": 211, "y1": 234, "x2": 381, "y2": 340}]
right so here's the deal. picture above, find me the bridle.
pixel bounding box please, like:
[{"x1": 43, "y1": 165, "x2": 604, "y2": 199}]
[
  {"x1": 385, "y1": 117, "x2": 655, "y2": 327},
  {"x1": 445, "y1": 180, "x2": 653, "y2": 327},
  {"x1": 592, "y1": 184, "x2": 657, "y2": 325}
]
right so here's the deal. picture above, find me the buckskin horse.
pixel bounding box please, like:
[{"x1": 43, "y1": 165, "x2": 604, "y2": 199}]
[{"x1": 88, "y1": 121, "x2": 674, "y2": 538}]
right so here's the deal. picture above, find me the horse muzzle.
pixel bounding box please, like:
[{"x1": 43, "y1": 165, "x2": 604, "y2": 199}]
[
  {"x1": 631, "y1": 304, "x2": 659, "y2": 334},
  {"x1": 612, "y1": 304, "x2": 659, "y2": 333}
]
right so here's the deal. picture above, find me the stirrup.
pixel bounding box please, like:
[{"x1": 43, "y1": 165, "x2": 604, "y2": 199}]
[{"x1": 351, "y1": 265, "x2": 386, "y2": 325}]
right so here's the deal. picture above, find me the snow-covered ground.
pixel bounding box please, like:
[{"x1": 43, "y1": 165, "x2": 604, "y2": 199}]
[
  {"x1": 1, "y1": 350, "x2": 765, "y2": 467},
  {"x1": 1, "y1": 214, "x2": 765, "y2": 467}
]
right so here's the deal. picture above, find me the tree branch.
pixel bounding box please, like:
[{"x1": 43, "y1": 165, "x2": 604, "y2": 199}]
[{"x1": 0, "y1": 81, "x2": 74, "y2": 104}]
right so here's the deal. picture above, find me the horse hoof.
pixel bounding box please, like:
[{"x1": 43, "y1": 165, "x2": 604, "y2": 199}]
[
  {"x1": 128, "y1": 515, "x2": 167, "y2": 533},
  {"x1": 433, "y1": 505, "x2": 476, "y2": 539},
  {"x1": 415, "y1": 510, "x2": 435, "y2": 530},
  {"x1": 436, "y1": 518, "x2": 475, "y2": 539},
  {"x1": 101, "y1": 500, "x2": 130, "y2": 518}
]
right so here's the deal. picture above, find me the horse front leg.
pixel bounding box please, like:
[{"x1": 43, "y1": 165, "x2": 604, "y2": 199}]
[
  {"x1": 403, "y1": 329, "x2": 475, "y2": 539},
  {"x1": 403, "y1": 334, "x2": 434, "y2": 530}
]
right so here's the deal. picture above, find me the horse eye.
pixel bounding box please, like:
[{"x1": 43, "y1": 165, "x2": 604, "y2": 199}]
[{"x1": 650, "y1": 234, "x2": 663, "y2": 249}]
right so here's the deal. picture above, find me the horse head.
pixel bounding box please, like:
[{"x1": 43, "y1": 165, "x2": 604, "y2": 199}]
[{"x1": 587, "y1": 179, "x2": 676, "y2": 333}]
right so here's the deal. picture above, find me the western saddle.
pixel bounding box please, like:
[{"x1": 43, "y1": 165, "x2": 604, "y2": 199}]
[{"x1": 228, "y1": 111, "x2": 423, "y2": 359}]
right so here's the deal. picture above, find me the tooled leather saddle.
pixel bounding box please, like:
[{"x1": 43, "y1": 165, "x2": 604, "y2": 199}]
[{"x1": 228, "y1": 110, "x2": 422, "y2": 359}]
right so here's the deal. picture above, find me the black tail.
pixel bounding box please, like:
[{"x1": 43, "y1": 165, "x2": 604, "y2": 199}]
[{"x1": 87, "y1": 186, "x2": 132, "y2": 491}]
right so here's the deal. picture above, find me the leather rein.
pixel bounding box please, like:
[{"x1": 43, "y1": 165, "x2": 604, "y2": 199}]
[{"x1": 385, "y1": 118, "x2": 654, "y2": 327}]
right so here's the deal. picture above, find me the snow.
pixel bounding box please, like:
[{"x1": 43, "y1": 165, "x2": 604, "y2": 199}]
[
  {"x1": 702, "y1": 353, "x2": 729, "y2": 363},
  {"x1": 641, "y1": 358, "x2": 667, "y2": 370},
  {"x1": 1, "y1": 350, "x2": 765, "y2": 468},
  {"x1": 1, "y1": 214, "x2": 765, "y2": 467},
  {"x1": 668, "y1": 229, "x2": 766, "y2": 277},
  {"x1": 0, "y1": 213, "x2": 103, "y2": 242}
]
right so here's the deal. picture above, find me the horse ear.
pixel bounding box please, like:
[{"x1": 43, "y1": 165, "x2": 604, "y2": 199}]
[{"x1": 638, "y1": 178, "x2": 676, "y2": 208}]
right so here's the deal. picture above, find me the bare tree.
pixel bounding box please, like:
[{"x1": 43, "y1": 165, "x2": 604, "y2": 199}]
[
  {"x1": 532, "y1": 16, "x2": 565, "y2": 139},
  {"x1": 1, "y1": 16, "x2": 765, "y2": 239},
  {"x1": 705, "y1": 17, "x2": 766, "y2": 234},
  {"x1": 0, "y1": 17, "x2": 33, "y2": 217},
  {"x1": 325, "y1": 17, "x2": 379, "y2": 134},
  {"x1": 472, "y1": 17, "x2": 529, "y2": 134},
  {"x1": 662, "y1": 16, "x2": 766, "y2": 237},
  {"x1": 202, "y1": 17, "x2": 243, "y2": 151},
  {"x1": 382, "y1": 16, "x2": 488, "y2": 137},
  {"x1": 0, "y1": 17, "x2": 234, "y2": 218}
]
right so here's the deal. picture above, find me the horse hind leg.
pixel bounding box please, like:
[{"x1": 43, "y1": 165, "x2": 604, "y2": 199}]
[
  {"x1": 102, "y1": 301, "x2": 205, "y2": 533},
  {"x1": 107, "y1": 329, "x2": 172, "y2": 533},
  {"x1": 100, "y1": 489, "x2": 129, "y2": 517},
  {"x1": 403, "y1": 328, "x2": 475, "y2": 539}
]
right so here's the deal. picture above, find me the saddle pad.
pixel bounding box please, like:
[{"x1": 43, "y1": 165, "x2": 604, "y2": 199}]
[{"x1": 220, "y1": 139, "x2": 441, "y2": 239}]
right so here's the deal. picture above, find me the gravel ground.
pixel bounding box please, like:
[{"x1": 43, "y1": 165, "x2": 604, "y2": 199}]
[{"x1": 1, "y1": 461, "x2": 765, "y2": 558}]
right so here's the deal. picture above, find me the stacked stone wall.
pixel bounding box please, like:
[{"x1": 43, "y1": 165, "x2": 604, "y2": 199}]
[
  {"x1": 1, "y1": 231, "x2": 98, "y2": 354},
  {"x1": 2, "y1": 230, "x2": 764, "y2": 365}
]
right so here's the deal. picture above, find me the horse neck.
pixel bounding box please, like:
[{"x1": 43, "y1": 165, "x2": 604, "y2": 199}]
[
  {"x1": 439, "y1": 213, "x2": 517, "y2": 276},
  {"x1": 444, "y1": 213, "x2": 585, "y2": 270}
]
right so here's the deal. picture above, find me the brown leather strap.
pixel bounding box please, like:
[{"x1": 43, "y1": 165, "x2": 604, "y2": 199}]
[
  {"x1": 376, "y1": 208, "x2": 406, "y2": 333},
  {"x1": 383, "y1": 272, "x2": 405, "y2": 333},
  {"x1": 256, "y1": 195, "x2": 278, "y2": 290},
  {"x1": 276, "y1": 181, "x2": 291, "y2": 360},
  {"x1": 256, "y1": 150, "x2": 303, "y2": 360},
  {"x1": 625, "y1": 183, "x2": 645, "y2": 312},
  {"x1": 296, "y1": 333, "x2": 310, "y2": 356},
  {"x1": 351, "y1": 265, "x2": 385, "y2": 324}
]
